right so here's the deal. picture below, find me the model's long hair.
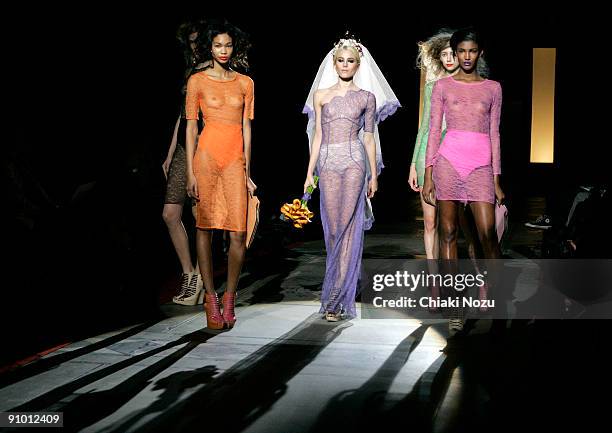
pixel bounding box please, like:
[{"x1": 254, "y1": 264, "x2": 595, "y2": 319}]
[
  {"x1": 417, "y1": 28, "x2": 489, "y2": 82},
  {"x1": 198, "y1": 19, "x2": 251, "y2": 71},
  {"x1": 176, "y1": 19, "x2": 207, "y2": 67}
]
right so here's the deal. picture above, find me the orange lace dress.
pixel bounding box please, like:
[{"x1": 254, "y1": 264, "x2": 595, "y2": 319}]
[{"x1": 185, "y1": 71, "x2": 254, "y2": 231}]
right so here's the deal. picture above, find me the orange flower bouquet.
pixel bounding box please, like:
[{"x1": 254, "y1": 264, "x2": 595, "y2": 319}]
[{"x1": 280, "y1": 176, "x2": 319, "y2": 228}]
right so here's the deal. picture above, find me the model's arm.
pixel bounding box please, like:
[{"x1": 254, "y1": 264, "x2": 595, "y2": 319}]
[
  {"x1": 185, "y1": 76, "x2": 200, "y2": 200},
  {"x1": 490, "y1": 82, "x2": 504, "y2": 204},
  {"x1": 409, "y1": 82, "x2": 433, "y2": 190},
  {"x1": 304, "y1": 90, "x2": 323, "y2": 193},
  {"x1": 363, "y1": 91, "x2": 378, "y2": 198},
  {"x1": 413, "y1": 82, "x2": 433, "y2": 164},
  {"x1": 490, "y1": 82, "x2": 502, "y2": 176},
  {"x1": 162, "y1": 114, "x2": 181, "y2": 178},
  {"x1": 243, "y1": 78, "x2": 256, "y2": 195},
  {"x1": 425, "y1": 81, "x2": 444, "y2": 173},
  {"x1": 422, "y1": 81, "x2": 444, "y2": 206}
]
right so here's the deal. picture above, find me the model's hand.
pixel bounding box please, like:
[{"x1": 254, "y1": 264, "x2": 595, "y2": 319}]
[
  {"x1": 495, "y1": 184, "x2": 505, "y2": 206},
  {"x1": 247, "y1": 177, "x2": 257, "y2": 196},
  {"x1": 421, "y1": 178, "x2": 436, "y2": 206},
  {"x1": 304, "y1": 173, "x2": 316, "y2": 194},
  {"x1": 408, "y1": 163, "x2": 419, "y2": 192},
  {"x1": 187, "y1": 173, "x2": 199, "y2": 201},
  {"x1": 368, "y1": 177, "x2": 378, "y2": 199},
  {"x1": 162, "y1": 158, "x2": 172, "y2": 179}
]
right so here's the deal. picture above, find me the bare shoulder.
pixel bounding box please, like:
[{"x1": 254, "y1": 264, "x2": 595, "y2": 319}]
[
  {"x1": 315, "y1": 87, "x2": 332, "y2": 97},
  {"x1": 314, "y1": 88, "x2": 330, "y2": 105},
  {"x1": 318, "y1": 85, "x2": 335, "y2": 93}
]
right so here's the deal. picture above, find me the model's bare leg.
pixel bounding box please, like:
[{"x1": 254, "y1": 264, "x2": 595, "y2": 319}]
[
  {"x1": 420, "y1": 191, "x2": 439, "y2": 259},
  {"x1": 468, "y1": 202, "x2": 501, "y2": 259},
  {"x1": 196, "y1": 229, "x2": 215, "y2": 294},
  {"x1": 226, "y1": 231, "x2": 246, "y2": 294},
  {"x1": 162, "y1": 203, "x2": 194, "y2": 274},
  {"x1": 438, "y1": 200, "x2": 459, "y2": 260}
]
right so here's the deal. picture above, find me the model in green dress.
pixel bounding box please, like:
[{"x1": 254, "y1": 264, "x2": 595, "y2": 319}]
[{"x1": 409, "y1": 29, "x2": 459, "y2": 259}]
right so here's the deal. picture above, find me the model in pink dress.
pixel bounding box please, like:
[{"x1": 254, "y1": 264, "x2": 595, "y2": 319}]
[
  {"x1": 421, "y1": 29, "x2": 505, "y2": 331},
  {"x1": 425, "y1": 76, "x2": 501, "y2": 204}
]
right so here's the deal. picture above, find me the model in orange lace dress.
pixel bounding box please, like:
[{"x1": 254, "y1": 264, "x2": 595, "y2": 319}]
[{"x1": 185, "y1": 71, "x2": 254, "y2": 231}]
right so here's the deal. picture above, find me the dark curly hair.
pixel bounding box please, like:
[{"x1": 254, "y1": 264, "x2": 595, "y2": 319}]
[
  {"x1": 450, "y1": 27, "x2": 485, "y2": 54},
  {"x1": 197, "y1": 19, "x2": 251, "y2": 71},
  {"x1": 176, "y1": 19, "x2": 207, "y2": 66}
]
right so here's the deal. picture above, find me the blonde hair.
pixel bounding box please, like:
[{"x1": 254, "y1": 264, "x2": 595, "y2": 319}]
[
  {"x1": 332, "y1": 44, "x2": 361, "y2": 64},
  {"x1": 416, "y1": 29, "x2": 454, "y2": 82}
]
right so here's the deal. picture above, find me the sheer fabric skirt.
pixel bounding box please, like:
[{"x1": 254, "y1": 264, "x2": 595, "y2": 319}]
[{"x1": 432, "y1": 129, "x2": 495, "y2": 204}]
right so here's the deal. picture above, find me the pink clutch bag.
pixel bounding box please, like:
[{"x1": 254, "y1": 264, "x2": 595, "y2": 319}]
[{"x1": 496, "y1": 203, "x2": 508, "y2": 243}]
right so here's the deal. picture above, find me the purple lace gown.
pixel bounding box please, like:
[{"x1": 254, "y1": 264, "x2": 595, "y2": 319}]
[{"x1": 317, "y1": 89, "x2": 376, "y2": 318}]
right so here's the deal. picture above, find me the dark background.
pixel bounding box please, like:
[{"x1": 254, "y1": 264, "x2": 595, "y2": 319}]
[{"x1": 2, "y1": 7, "x2": 593, "y2": 365}]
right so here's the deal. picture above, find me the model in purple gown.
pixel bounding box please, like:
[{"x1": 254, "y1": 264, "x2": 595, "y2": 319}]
[
  {"x1": 303, "y1": 36, "x2": 400, "y2": 321},
  {"x1": 317, "y1": 89, "x2": 377, "y2": 318}
]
